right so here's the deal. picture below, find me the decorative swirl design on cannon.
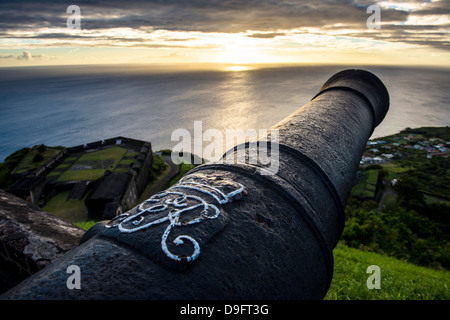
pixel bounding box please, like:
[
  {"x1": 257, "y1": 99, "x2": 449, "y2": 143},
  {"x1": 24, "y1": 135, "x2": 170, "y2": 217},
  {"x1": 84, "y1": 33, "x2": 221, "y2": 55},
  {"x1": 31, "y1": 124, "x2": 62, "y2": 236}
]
[{"x1": 105, "y1": 175, "x2": 246, "y2": 262}]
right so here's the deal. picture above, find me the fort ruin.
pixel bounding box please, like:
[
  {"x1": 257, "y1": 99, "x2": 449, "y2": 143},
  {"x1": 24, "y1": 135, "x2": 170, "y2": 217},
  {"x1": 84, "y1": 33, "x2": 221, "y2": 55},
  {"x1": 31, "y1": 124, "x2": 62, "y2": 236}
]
[{"x1": 7, "y1": 136, "x2": 153, "y2": 220}]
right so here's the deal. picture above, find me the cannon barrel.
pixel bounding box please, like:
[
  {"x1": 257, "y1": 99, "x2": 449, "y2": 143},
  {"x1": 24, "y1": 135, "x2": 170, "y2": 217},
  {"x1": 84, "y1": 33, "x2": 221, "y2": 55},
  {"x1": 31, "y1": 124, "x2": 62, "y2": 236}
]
[{"x1": 1, "y1": 69, "x2": 389, "y2": 300}]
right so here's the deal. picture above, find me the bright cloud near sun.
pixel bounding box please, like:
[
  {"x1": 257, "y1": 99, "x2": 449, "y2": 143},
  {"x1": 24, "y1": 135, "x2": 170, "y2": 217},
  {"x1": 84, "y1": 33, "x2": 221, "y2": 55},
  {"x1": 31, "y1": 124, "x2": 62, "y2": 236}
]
[
  {"x1": 0, "y1": 0, "x2": 448, "y2": 67},
  {"x1": 203, "y1": 33, "x2": 279, "y2": 64}
]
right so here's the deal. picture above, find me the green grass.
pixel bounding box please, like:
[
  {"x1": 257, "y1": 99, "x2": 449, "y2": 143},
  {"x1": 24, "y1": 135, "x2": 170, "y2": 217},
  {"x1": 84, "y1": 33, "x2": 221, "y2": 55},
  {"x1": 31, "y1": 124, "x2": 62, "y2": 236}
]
[
  {"x1": 381, "y1": 163, "x2": 412, "y2": 180},
  {"x1": 54, "y1": 162, "x2": 72, "y2": 169},
  {"x1": 43, "y1": 192, "x2": 100, "y2": 229},
  {"x1": 73, "y1": 220, "x2": 98, "y2": 231},
  {"x1": 424, "y1": 194, "x2": 450, "y2": 205},
  {"x1": 351, "y1": 169, "x2": 378, "y2": 199},
  {"x1": 382, "y1": 163, "x2": 412, "y2": 173},
  {"x1": 366, "y1": 169, "x2": 379, "y2": 185},
  {"x1": 0, "y1": 148, "x2": 30, "y2": 189},
  {"x1": 56, "y1": 146, "x2": 128, "y2": 181},
  {"x1": 138, "y1": 164, "x2": 171, "y2": 203},
  {"x1": 57, "y1": 169, "x2": 107, "y2": 181},
  {"x1": 78, "y1": 147, "x2": 127, "y2": 161},
  {"x1": 13, "y1": 147, "x2": 62, "y2": 174},
  {"x1": 42, "y1": 191, "x2": 87, "y2": 223},
  {"x1": 118, "y1": 158, "x2": 136, "y2": 165},
  {"x1": 136, "y1": 153, "x2": 171, "y2": 203},
  {"x1": 168, "y1": 163, "x2": 195, "y2": 187},
  {"x1": 126, "y1": 151, "x2": 140, "y2": 157},
  {"x1": 325, "y1": 243, "x2": 450, "y2": 300}
]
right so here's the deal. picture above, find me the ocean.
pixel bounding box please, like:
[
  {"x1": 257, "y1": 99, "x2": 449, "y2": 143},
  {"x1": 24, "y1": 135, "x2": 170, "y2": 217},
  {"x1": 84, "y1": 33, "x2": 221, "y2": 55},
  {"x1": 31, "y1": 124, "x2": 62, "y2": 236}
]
[{"x1": 0, "y1": 64, "x2": 449, "y2": 162}]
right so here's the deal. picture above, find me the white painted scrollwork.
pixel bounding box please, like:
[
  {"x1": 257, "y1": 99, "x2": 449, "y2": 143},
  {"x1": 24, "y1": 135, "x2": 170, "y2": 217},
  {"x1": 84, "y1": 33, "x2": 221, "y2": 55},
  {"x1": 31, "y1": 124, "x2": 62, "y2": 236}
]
[{"x1": 105, "y1": 175, "x2": 246, "y2": 262}]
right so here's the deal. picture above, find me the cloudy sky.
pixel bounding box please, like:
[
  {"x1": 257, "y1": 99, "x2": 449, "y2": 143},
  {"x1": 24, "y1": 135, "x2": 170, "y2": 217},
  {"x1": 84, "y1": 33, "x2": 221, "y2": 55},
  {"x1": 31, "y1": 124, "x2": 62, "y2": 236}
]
[{"x1": 0, "y1": 0, "x2": 448, "y2": 67}]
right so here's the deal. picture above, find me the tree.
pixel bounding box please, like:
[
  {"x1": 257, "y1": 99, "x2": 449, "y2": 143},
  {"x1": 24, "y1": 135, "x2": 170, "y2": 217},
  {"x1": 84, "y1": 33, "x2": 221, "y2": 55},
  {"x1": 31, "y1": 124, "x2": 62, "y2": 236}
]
[
  {"x1": 37, "y1": 144, "x2": 47, "y2": 153},
  {"x1": 393, "y1": 175, "x2": 426, "y2": 211},
  {"x1": 32, "y1": 153, "x2": 44, "y2": 163}
]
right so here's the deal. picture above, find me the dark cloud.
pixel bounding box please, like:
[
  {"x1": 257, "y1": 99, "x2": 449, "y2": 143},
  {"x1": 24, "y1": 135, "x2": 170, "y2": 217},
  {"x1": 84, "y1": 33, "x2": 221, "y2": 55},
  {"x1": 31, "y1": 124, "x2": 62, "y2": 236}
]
[
  {"x1": 0, "y1": 0, "x2": 448, "y2": 50},
  {"x1": 0, "y1": 0, "x2": 404, "y2": 31},
  {"x1": 400, "y1": 0, "x2": 450, "y2": 15}
]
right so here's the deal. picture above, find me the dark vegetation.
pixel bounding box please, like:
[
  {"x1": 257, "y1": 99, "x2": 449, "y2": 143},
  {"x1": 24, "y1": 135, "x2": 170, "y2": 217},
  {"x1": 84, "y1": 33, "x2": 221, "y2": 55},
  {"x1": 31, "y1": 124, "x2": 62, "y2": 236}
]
[
  {"x1": 401, "y1": 126, "x2": 450, "y2": 141},
  {"x1": 342, "y1": 197, "x2": 449, "y2": 270},
  {"x1": 149, "y1": 152, "x2": 168, "y2": 179},
  {"x1": 343, "y1": 127, "x2": 450, "y2": 270},
  {"x1": 0, "y1": 144, "x2": 64, "y2": 189},
  {"x1": 0, "y1": 147, "x2": 31, "y2": 189}
]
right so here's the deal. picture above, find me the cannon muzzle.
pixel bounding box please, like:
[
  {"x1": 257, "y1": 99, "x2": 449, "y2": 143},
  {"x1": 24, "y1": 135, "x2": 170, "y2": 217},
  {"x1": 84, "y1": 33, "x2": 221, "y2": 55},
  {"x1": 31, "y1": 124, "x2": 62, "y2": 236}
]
[{"x1": 1, "y1": 69, "x2": 389, "y2": 300}]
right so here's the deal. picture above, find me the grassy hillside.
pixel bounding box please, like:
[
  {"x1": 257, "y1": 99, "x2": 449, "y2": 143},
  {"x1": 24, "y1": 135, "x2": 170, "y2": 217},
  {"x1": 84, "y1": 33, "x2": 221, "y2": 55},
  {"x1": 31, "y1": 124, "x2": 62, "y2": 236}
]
[
  {"x1": 346, "y1": 127, "x2": 450, "y2": 271},
  {"x1": 325, "y1": 243, "x2": 450, "y2": 300},
  {"x1": 12, "y1": 145, "x2": 63, "y2": 174},
  {"x1": 0, "y1": 145, "x2": 63, "y2": 189},
  {"x1": 328, "y1": 127, "x2": 450, "y2": 299}
]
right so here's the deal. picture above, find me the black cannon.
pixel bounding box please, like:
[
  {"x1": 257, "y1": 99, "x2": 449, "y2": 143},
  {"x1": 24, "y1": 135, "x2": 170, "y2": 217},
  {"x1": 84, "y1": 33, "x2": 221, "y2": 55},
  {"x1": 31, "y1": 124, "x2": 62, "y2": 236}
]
[{"x1": 1, "y1": 69, "x2": 389, "y2": 300}]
